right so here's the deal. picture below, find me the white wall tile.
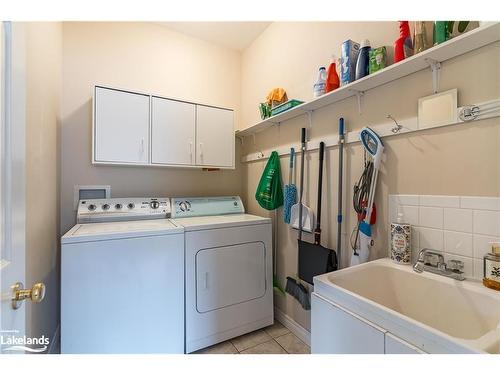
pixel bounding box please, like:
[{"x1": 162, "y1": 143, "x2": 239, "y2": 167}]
[
  {"x1": 460, "y1": 196, "x2": 500, "y2": 211},
  {"x1": 390, "y1": 194, "x2": 419, "y2": 206},
  {"x1": 443, "y1": 253, "x2": 473, "y2": 278},
  {"x1": 473, "y1": 258, "x2": 484, "y2": 280},
  {"x1": 443, "y1": 231, "x2": 473, "y2": 258},
  {"x1": 472, "y1": 234, "x2": 500, "y2": 259},
  {"x1": 419, "y1": 227, "x2": 443, "y2": 251},
  {"x1": 419, "y1": 206, "x2": 443, "y2": 229},
  {"x1": 473, "y1": 210, "x2": 500, "y2": 236},
  {"x1": 443, "y1": 208, "x2": 473, "y2": 233},
  {"x1": 419, "y1": 195, "x2": 460, "y2": 208},
  {"x1": 396, "y1": 205, "x2": 419, "y2": 226}
]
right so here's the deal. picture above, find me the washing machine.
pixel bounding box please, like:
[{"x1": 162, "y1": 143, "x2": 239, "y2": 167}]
[
  {"x1": 171, "y1": 196, "x2": 273, "y2": 353},
  {"x1": 61, "y1": 197, "x2": 185, "y2": 354}
]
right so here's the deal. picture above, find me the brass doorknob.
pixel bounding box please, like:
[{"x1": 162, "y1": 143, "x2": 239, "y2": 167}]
[{"x1": 11, "y1": 282, "x2": 46, "y2": 310}]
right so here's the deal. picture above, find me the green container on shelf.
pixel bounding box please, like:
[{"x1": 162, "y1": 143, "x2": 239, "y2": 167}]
[{"x1": 270, "y1": 99, "x2": 304, "y2": 117}]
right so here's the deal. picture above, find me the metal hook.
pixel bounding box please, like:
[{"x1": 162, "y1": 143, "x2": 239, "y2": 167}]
[
  {"x1": 256, "y1": 151, "x2": 265, "y2": 159},
  {"x1": 387, "y1": 114, "x2": 403, "y2": 134}
]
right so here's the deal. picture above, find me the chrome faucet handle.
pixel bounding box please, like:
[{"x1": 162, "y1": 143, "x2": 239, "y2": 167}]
[
  {"x1": 448, "y1": 259, "x2": 464, "y2": 273},
  {"x1": 423, "y1": 250, "x2": 444, "y2": 266}
]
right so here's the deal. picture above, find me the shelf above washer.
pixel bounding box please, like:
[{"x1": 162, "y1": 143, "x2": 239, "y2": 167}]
[{"x1": 236, "y1": 22, "x2": 500, "y2": 138}]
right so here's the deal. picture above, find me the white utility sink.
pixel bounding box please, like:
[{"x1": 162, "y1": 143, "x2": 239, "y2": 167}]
[{"x1": 313, "y1": 258, "x2": 500, "y2": 353}]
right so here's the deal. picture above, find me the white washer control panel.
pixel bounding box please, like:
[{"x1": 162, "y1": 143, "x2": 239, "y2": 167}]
[
  {"x1": 171, "y1": 196, "x2": 244, "y2": 218},
  {"x1": 77, "y1": 197, "x2": 171, "y2": 223}
]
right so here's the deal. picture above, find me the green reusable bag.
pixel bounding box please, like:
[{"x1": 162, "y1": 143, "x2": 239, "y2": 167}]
[{"x1": 255, "y1": 151, "x2": 284, "y2": 210}]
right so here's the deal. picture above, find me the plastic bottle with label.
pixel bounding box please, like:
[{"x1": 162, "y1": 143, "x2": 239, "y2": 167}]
[
  {"x1": 313, "y1": 67, "x2": 327, "y2": 98},
  {"x1": 390, "y1": 212, "x2": 411, "y2": 264}
]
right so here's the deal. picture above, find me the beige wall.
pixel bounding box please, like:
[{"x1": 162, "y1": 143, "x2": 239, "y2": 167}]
[
  {"x1": 25, "y1": 22, "x2": 62, "y2": 345},
  {"x1": 61, "y1": 22, "x2": 243, "y2": 233},
  {"x1": 241, "y1": 22, "x2": 500, "y2": 331}
]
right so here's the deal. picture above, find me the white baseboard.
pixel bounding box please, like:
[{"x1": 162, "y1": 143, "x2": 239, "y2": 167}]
[
  {"x1": 274, "y1": 308, "x2": 310, "y2": 346},
  {"x1": 48, "y1": 325, "x2": 60, "y2": 354}
]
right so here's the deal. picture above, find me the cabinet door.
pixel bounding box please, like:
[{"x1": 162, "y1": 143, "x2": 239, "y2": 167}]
[
  {"x1": 196, "y1": 105, "x2": 234, "y2": 168},
  {"x1": 94, "y1": 87, "x2": 150, "y2": 164},
  {"x1": 385, "y1": 333, "x2": 426, "y2": 354},
  {"x1": 151, "y1": 97, "x2": 196, "y2": 166},
  {"x1": 311, "y1": 293, "x2": 386, "y2": 354}
]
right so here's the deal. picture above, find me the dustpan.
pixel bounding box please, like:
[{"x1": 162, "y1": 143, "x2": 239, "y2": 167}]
[{"x1": 298, "y1": 142, "x2": 337, "y2": 284}]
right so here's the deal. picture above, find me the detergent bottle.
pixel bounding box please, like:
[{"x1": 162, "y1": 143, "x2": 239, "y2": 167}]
[
  {"x1": 313, "y1": 67, "x2": 327, "y2": 98},
  {"x1": 394, "y1": 21, "x2": 414, "y2": 63},
  {"x1": 355, "y1": 39, "x2": 371, "y2": 80},
  {"x1": 325, "y1": 56, "x2": 340, "y2": 93}
]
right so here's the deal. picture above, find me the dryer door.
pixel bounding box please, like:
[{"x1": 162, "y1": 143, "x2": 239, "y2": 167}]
[{"x1": 196, "y1": 241, "x2": 266, "y2": 313}]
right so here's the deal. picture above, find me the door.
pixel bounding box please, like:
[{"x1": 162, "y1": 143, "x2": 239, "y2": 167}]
[
  {"x1": 311, "y1": 293, "x2": 386, "y2": 354},
  {"x1": 0, "y1": 22, "x2": 24, "y2": 353},
  {"x1": 195, "y1": 105, "x2": 234, "y2": 168},
  {"x1": 151, "y1": 96, "x2": 195, "y2": 166},
  {"x1": 94, "y1": 86, "x2": 150, "y2": 164}
]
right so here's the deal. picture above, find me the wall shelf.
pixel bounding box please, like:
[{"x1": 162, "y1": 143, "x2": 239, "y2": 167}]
[{"x1": 235, "y1": 22, "x2": 500, "y2": 138}]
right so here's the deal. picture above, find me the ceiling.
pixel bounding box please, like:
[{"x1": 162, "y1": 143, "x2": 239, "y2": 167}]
[{"x1": 158, "y1": 22, "x2": 271, "y2": 51}]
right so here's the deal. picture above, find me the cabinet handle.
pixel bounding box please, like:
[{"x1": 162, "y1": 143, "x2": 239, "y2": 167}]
[
  {"x1": 189, "y1": 141, "x2": 193, "y2": 163},
  {"x1": 204, "y1": 272, "x2": 209, "y2": 290},
  {"x1": 199, "y1": 142, "x2": 203, "y2": 160},
  {"x1": 140, "y1": 138, "x2": 145, "y2": 154}
]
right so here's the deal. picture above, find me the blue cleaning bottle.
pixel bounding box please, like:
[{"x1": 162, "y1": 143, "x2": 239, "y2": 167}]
[{"x1": 355, "y1": 39, "x2": 371, "y2": 80}]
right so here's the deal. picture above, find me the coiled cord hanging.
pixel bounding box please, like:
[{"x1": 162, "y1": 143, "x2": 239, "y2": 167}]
[{"x1": 350, "y1": 156, "x2": 374, "y2": 251}]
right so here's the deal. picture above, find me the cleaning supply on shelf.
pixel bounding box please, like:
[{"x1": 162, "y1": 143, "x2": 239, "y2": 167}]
[
  {"x1": 390, "y1": 212, "x2": 411, "y2": 264},
  {"x1": 355, "y1": 39, "x2": 371, "y2": 80},
  {"x1": 266, "y1": 88, "x2": 288, "y2": 108},
  {"x1": 483, "y1": 242, "x2": 500, "y2": 291},
  {"x1": 255, "y1": 151, "x2": 284, "y2": 210},
  {"x1": 313, "y1": 67, "x2": 327, "y2": 98},
  {"x1": 283, "y1": 148, "x2": 297, "y2": 224},
  {"x1": 325, "y1": 55, "x2": 340, "y2": 93},
  {"x1": 271, "y1": 99, "x2": 304, "y2": 117},
  {"x1": 433, "y1": 21, "x2": 449, "y2": 45},
  {"x1": 394, "y1": 21, "x2": 414, "y2": 63},
  {"x1": 368, "y1": 46, "x2": 387, "y2": 74},
  {"x1": 413, "y1": 21, "x2": 431, "y2": 54},
  {"x1": 340, "y1": 39, "x2": 360, "y2": 86}
]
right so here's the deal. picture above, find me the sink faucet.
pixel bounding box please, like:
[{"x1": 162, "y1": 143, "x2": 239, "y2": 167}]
[{"x1": 413, "y1": 248, "x2": 466, "y2": 281}]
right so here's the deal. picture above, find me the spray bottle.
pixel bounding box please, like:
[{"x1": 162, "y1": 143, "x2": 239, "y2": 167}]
[{"x1": 394, "y1": 21, "x2": 414, "y2": 63}]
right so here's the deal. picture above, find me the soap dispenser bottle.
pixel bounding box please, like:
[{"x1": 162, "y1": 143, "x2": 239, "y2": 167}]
[
  {"x1": 483, "y1": 242, "x2": 500, "y2": 291},
  {"x1": 390, "y1": 212, "x2": 411, "y2": 264}
]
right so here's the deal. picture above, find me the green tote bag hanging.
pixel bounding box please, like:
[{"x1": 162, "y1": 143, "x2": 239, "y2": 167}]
[{"x1": 255, "y1": 151, "x2": 284, "y2": 210}]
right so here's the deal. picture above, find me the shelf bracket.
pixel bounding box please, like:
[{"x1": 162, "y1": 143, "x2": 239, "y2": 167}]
[
  {"x1": 349, "y1": 90, "x2": 365, "y2": 115},
  {"x1": 426, "y1": 58, "x2": 441, "y2": 94}
]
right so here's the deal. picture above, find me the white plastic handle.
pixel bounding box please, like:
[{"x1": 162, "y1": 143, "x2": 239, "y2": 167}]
[
  {"x1": 140, "y1": 138, "x2": 145, "y2": 153},
  {"x1": 189, "y1": 141, "x2": 193, "y2": 162},
  {"x1": 204, "y1": 272, "x2": 209, "y2": 290},
  {"x1": 199, "y1": 142, "x2": 203, "y2": 159}
]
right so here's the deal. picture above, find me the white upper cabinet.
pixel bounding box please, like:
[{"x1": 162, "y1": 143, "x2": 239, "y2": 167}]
[
  {"x1": 94, "y1": 87, "x2": 150, "y2": 164},
  {"x1": 151, "y1": 97, "x2": 196, "y2": 166},
  {"x1": 93, "y1": 86, "x2": 235, "y2": 168},
  {"x1": 196, "y1": 105, "x2": 234, "y2": 168}
]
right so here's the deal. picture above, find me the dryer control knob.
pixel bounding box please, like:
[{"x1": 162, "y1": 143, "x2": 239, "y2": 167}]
[
  {"x1": 88, "y1": 204, "x2": 96, "y2": 211},
  {"x1": 150, "y1": 201, "x2": 160, "y2": 209},
  {"x1": 127, "y1": 203, "x2": 135, "y2": 209},
  {"x1": 102, "y1": 204, "x2": 110, "y2": 210}
]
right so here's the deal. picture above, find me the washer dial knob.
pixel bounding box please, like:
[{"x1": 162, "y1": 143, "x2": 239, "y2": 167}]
[
  {"x1": 115, "y1": 203, "x2": 123, "y2": 210},
  {"x1": 150, "y1": 201, "x2": 160, "y2": 209},
  {"x1": 102, "y1": 204, "x2": 110, "y2": 211},
  {"x1": 127, "y1": 203, "x2": 135, "y2": 209},
  {"x1": 88, "y1": 204, "x2": 96, "y2": 211}
]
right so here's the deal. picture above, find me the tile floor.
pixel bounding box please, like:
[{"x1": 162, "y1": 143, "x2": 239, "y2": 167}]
[{"x1": 194, "y1": 321, "x2": 310, "y2": 354}]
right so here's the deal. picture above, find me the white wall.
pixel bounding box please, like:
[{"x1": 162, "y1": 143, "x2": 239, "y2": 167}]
[
  {"x1": 240, "y1": 22, "x2": 500, "y2": 331},
  {"x1": 24, "y1": 22, "x2": 62, "y2": 347},
  {"x1": 61, "y1": 22, "x2": 244, "y2": 233}
]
